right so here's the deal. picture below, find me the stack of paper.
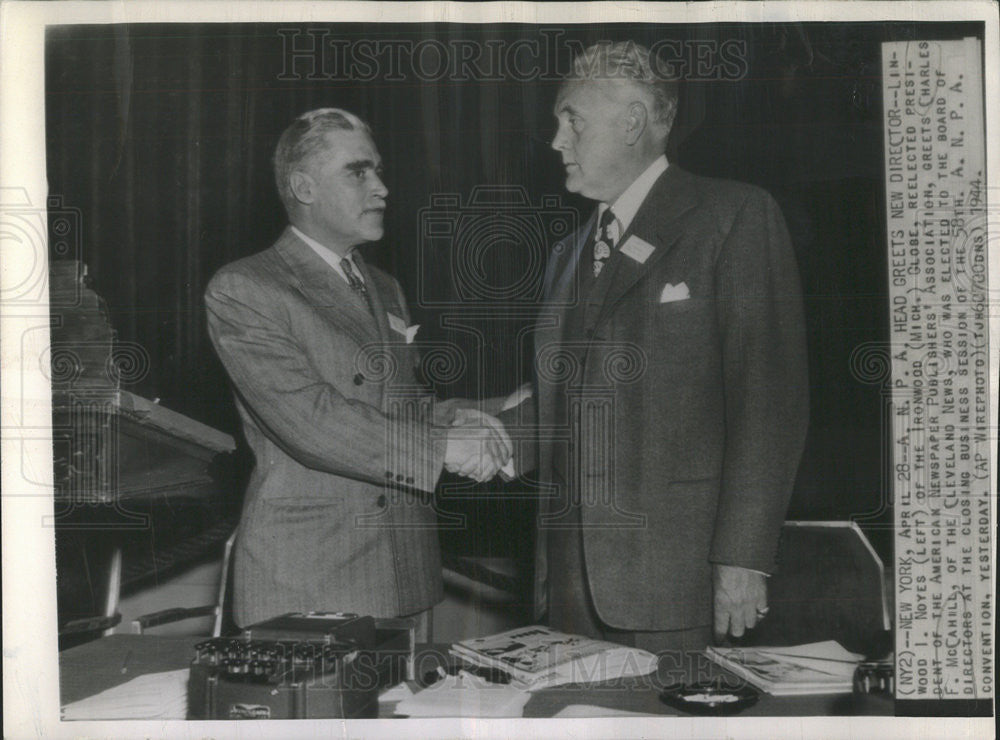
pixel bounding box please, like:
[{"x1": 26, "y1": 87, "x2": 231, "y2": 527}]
[
  {"x1": 394, "y1": 672, "x2": 531, "y2": 717},
  {"x1": 378, "y1": 681, "x2": 415, "y2": 704},
  {"x1": 451, "y1": 625, "x2": 658, "y2": 691},
  {"x1": 61, "y1": 668, "x2": 189, "y2": 720},
  {"x1": 705, "y1": 641, "x2": 864, "y2": 695}
]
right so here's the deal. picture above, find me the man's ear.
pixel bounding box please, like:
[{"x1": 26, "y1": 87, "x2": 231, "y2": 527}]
[
  {"x1": 623, "y1": 101, "x2": 649, "y2": 146},
  {"x1": 289, "y1": 170, "x2": 316, "y2": 206}
]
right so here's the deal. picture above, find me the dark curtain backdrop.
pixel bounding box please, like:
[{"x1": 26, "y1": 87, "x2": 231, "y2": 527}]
[{"x1": 44, "y1": 21, "x2": 982, "y2": 550}]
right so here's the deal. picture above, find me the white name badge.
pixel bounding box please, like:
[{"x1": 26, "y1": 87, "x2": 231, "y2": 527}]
[{"x1": 620, "y1": 235, "x2": 656, "y2": 264}]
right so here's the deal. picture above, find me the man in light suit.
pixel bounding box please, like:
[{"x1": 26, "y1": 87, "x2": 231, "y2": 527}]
[
  {"x1": 534, "y1": 42, "x2": 809, "y2": 657},
  {"x1": 206, "y1": 108, "x2": 513, "y2": 635}
]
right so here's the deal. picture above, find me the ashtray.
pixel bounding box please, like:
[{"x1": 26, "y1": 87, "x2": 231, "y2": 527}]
[{"x1": 659, "y1": 681, "x2": 759, "y2": 715}]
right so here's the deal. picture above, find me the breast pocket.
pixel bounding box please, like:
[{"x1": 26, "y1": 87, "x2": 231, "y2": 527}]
[
  {"x1": 650, "y1": 274, "x2": 700, "y2": 314},
  {"x1": 648, "y1": 288, "x2": 713, "y2": 370},
  {"x1": 656, "y1": 296, "x2": 698, "y2": 316}
]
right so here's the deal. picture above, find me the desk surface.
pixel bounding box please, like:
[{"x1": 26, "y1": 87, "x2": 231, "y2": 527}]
[{"x1": 60, "y1": 634, "x2": 892, "y2": 718}]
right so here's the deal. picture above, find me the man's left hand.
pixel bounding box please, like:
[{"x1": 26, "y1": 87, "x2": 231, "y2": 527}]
[
  {"x1": 713, "y1": 564, "x2": 767, "y2": 641},
  {"x1": 501, "y1": 382, "x2": 532, "y2": 412}
]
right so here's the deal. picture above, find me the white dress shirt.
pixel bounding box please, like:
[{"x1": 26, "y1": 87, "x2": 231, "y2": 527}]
[
  {"x1": 291, "y1": 225, "x2": 365, "y2": 285},
  {"x1": 598, "y1": 154, "x2": 669, "y2": 242}
]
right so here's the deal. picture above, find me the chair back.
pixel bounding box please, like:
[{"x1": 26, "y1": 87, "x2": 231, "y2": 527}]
[
  {"x1": 213, "y1": 529, "x2": 239, "y2": 636},
  {"x1": 128, "y1": 528, "x2": 239, "y2": 636},
  {"x1": 743, "y1": 521, "x2": 890, "y2": 655}
]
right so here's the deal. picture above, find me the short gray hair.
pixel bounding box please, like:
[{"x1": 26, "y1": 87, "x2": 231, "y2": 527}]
[
  {"x1": 273, "y1": 108, "x2": 372, "y2": 212},
  {"x1": 568, "y1": 41, "x2": 679, "y2": 136}
]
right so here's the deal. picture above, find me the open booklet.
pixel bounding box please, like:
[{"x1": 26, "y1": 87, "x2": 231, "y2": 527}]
[
  {"x1": 705, "y1": 641, "x2": 864, "y2": 695},
  {"x1": 450, "y1": 625, "x2": 658, "y2": 692}
]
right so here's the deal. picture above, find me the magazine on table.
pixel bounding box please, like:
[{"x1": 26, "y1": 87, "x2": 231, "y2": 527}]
[
  {"x1": 705, "y1": 641, "x2": 865, "y2": 696},
  {"x1": 450, "y1": 625, "x2": 658, "y2": 691}
]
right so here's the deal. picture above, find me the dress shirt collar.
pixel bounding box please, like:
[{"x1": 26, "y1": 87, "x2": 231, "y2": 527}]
[
  {"x1": 599, "y1": 154, "x2": 669, "y2": 238},
  {"x1": 290, "y1": 225, "x2": 363, "y2": 284}
]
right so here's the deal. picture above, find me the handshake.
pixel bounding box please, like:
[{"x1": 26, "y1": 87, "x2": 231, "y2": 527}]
[{"x1": 442, "y1": 383, "x2": 530, "y2": 483}]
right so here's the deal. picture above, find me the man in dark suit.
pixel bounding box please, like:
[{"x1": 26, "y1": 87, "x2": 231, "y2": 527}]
[
  {"x1": 534, "y1": 42, "x2": 809, "y2": 656},
  {"x1": 205, "y1": 108, "x2": 514, "y2": 636}
]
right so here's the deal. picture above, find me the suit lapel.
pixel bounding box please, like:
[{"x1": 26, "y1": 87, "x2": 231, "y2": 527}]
[
  {"x1": 536, "y1": 214, "x2": 596, "y2": 434},
  {"x1": 586, "y1": 166, "x2": 699, "y2": 334},
  {"x1": 545, "y1": 210, "x2": 597, "y2": 304},
  {"x1": 540, "y1": 210, "x2": 597, "y2": 348},
  {"x1": 273, "y1": 228, "x2": 382, "y2": 349},
  {"x1": 352, "y1": 250, "x2": 392, "y2": 344}
]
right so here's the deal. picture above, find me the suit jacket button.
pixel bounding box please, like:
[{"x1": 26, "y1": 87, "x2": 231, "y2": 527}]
[
  {"x1": 385, "y1": 471, "x2": 393, "y2": 479},
  {"x1": 353, "y1": 373, "x2": 364, "y2": 385},
  {"x1": 396, "y1": 473, "x2": 404, "y2": 482},
  {"x1": 376, "y1": 495, "x2": 387, "y2": 508},
  {"x1": 406, "y1": 476, "x2": 414, "y2": 484}
]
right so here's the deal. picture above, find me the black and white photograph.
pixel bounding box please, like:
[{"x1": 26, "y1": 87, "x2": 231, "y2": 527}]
[{"x1": 1, "y1": 2, "x2": 996, "y2": 738}]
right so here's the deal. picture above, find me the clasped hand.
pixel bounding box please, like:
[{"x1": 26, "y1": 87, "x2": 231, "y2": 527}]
[{"x1": 444, "y1": 408, "x2": 511, "y2": 482}]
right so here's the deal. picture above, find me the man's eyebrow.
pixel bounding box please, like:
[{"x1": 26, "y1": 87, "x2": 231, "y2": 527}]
[
  {"x1": 555, "y1": 103, "x2": 581, "y2": 118},
  {"x1": 344, "y1": 158, "x2": 380, "y2": 171}
]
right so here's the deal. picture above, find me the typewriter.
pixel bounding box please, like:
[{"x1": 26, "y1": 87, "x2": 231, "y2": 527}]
[{"x1": 188, "y1": 611, "x2": 414, "y2": 719}]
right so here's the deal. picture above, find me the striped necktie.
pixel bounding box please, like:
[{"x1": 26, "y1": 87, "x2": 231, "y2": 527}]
[
  {"x1": 592, "y1": 207, "x2": 618, "y2": 277},
  {"x1": 340, "y1": 257, "x2": 369, "y2": 301}
]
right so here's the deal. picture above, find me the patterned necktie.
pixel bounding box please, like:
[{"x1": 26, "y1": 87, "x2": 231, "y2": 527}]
[
  {"x1": 340, "y1": 256, "x2": 369, "y2": 301},
  {"x1": 592, "y1": 207, "x2": 618, "y2": 277}
]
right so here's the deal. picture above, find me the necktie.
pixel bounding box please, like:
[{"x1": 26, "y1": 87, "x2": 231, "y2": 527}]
[
  {"x1": 340, "y1": 257, "x2": 369, "y2": 301},
  {"x1": 592, "y1": 207, "x2": 618, "y2": 277}
]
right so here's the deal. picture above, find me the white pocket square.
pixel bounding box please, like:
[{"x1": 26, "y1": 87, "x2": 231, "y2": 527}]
[
  {"x1": 388, "y1": 313, "x2": 420, "y2": 343},
  {"x1": 659, "y1": 282, "x2": 690, "y2": 303}
]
